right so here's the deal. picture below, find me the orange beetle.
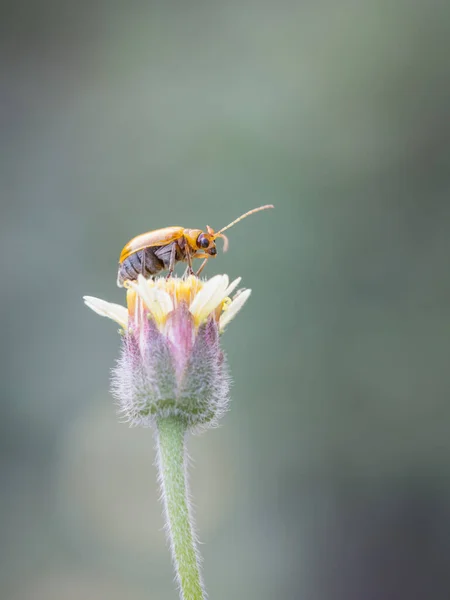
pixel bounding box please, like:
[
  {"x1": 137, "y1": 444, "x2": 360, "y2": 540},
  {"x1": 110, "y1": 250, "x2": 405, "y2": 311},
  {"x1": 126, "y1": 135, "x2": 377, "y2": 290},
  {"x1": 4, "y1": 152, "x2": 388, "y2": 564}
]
[{"x1": 117, "y1": 205, "x2": 274, "y2": 286}]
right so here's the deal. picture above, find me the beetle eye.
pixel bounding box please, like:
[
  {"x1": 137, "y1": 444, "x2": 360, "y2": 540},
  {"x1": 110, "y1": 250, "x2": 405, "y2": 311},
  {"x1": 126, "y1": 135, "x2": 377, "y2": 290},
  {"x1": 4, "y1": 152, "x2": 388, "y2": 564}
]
[{"x1": 198, "y1": 235, "x2": 209, "y2": 249}]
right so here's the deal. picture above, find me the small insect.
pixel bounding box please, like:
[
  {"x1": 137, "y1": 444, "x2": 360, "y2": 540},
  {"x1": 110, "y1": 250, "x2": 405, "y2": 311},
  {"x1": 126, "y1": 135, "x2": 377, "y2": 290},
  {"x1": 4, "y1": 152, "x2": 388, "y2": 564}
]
[{"x1": 117, "y1": 204, "x2": 274, "y2": 286}]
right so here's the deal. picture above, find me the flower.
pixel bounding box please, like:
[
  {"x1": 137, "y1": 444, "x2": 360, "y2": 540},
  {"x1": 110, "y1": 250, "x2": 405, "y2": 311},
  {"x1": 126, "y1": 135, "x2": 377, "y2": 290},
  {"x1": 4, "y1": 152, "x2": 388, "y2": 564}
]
[{"x1": 84, "y1": 274, "x2": 251, "y2": 429}]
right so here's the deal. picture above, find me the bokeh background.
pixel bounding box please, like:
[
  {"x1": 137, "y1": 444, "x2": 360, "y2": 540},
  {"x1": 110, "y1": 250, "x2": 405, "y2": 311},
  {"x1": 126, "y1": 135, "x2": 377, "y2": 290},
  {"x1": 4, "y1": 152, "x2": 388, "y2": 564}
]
[{"x1": 1, "y1": 1, "x2": 450, "y2": 598}]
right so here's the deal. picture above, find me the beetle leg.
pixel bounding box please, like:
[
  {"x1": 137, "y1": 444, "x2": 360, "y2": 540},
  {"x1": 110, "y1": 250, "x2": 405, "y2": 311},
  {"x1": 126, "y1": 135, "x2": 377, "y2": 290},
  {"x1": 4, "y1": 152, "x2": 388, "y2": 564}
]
[
  {"x1": 185, "y1": 245, "x2": 194, "y2": 275},
  {"x1": 165, "y1": 243, "x2": 177, "y2": 279},
  {"x1": 195, "y1": 258, "x2": 209, "y2": 277}
]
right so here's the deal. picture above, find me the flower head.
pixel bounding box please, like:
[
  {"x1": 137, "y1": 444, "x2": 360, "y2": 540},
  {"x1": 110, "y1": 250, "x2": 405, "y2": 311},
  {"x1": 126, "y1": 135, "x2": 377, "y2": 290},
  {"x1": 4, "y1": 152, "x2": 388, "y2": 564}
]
[{"x1": 84, "y1": 274, "x2": 251, "y2": 430}]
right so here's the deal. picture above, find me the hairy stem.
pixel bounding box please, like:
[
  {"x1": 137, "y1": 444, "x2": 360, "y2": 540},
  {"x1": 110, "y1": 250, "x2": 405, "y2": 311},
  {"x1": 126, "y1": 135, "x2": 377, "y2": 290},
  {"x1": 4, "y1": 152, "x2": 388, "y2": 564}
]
[{"x1": 156, "y1": 417, "x2": 205, "y2": 600}]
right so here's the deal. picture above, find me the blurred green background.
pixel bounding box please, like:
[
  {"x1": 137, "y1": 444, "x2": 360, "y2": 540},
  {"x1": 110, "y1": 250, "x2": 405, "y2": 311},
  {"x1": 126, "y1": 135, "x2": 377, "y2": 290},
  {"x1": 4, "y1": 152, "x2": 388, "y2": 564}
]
[{"x1": 1, "y1": 1, "x2": 450, "y2": 598}]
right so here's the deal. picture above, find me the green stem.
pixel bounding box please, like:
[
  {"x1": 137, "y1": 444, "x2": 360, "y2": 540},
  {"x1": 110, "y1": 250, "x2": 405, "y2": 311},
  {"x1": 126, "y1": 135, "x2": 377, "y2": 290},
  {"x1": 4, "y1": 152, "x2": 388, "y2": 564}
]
[{"x1": 156, "y1": 417, "x2": 205, "y2": 600}]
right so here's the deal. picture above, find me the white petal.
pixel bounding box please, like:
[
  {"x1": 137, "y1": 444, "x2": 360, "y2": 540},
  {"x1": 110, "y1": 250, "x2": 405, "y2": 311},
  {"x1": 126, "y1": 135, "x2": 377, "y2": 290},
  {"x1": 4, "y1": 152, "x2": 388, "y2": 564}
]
[
  {"x1": 132, "y1": 275, "x2": 173, "y2": 323},
  {"x1": 189, "y1": 274, "x2": 229, "y2": 324},
  {"x1": 83, "y1": 296, "x2": 128, "y2": 329},
  {"x1": 219, "y1": 289, "x2": 252, "y2": 331},
  {"x1": 224, "y1": 277, "x2": 241, "y2": 298},
  {"x1": 153, "y1": 287, "x2": 173, "y2": 315}
]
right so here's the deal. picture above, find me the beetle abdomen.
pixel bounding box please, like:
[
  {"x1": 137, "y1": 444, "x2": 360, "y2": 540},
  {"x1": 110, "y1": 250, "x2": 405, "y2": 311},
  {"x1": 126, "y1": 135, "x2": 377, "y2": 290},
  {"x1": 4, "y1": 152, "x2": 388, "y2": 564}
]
[{"x1": 117, "y1": 247, "x2": 165, "y2": 287}]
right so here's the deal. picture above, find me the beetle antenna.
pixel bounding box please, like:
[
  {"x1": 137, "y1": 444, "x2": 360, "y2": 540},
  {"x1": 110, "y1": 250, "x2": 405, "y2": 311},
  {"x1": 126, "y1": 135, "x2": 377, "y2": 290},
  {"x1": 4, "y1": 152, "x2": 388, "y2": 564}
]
[{"x1": 217, "y1": 204, "x2": 274, "y2": 235}]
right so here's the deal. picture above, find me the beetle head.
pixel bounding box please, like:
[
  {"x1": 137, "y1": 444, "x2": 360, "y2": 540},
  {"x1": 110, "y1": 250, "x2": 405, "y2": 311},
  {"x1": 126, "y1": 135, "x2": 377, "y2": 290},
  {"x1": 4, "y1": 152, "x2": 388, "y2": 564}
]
[{"x1": 195, "y1": 226, "x2": 224, "y2": 256}]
